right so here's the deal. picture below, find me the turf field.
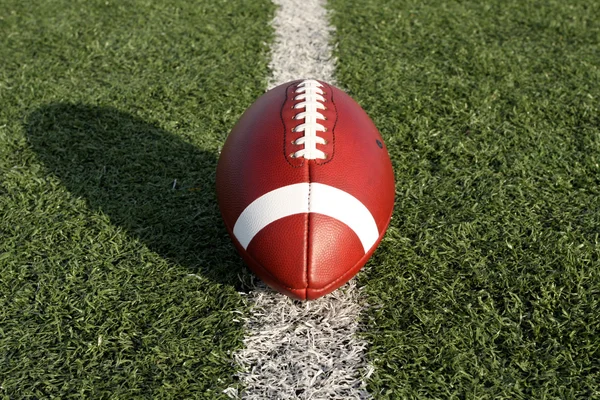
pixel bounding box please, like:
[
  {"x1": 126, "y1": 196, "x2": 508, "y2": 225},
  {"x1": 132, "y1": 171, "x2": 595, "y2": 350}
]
[
  {"x1": 0, "y1": 0, "x2": 274, "y2": 397},
  {"x1": 331, "y1": 0, "x2": 600, "y2": 397},
  {"x1": 1, "y1": 0, "x2": 599, "y2": 398}
]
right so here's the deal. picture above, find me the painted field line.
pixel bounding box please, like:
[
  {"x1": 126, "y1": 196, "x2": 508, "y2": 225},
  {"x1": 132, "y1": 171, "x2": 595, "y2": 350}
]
[
  {"x1": 267, "y1": 0, "x2": 337, "y2": 88},
  {"x1": 226, "y1": 281, "x2": 373, "y2": 399},
  {"x1": 224, "y1": 0, "x2": 373, "y2": 399}
]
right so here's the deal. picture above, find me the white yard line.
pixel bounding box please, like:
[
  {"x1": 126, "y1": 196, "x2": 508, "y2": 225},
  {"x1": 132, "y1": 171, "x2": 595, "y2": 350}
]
[
  {"x1": 228, "y1": 282, "x2": 372, "y2": 399},
  {"x1": 224, "y1": 1, "x2": 373, "y2": 399},
  {"x1": 267, "y1": 0, "x2": 337, "y2": 89}
]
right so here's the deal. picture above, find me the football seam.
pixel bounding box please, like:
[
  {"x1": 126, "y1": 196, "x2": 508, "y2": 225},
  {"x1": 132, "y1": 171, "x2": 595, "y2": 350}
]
[{"x1": 305, "y1": 177, "x2": 311, "y2": 297}]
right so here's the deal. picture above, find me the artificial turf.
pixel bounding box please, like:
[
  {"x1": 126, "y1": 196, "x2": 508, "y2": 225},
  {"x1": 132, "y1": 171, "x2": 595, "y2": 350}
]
[
  {"x1": 0, "y1": 0, "x2": 274, "y2": 397},
  {"x1": 330, "y1": 0, "x2": 600, "y2": 398},
  {"x1": 2, "y1": 0, "x2": 600, "y2": 398}
]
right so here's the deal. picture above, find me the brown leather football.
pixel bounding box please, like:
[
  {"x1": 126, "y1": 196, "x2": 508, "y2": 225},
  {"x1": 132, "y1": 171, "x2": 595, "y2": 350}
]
[{"x1": 216, "y1": 79, "x2": 395, "y2": 300}]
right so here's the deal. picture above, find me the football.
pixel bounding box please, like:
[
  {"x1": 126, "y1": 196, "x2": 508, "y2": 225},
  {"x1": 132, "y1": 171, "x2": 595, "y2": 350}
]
[{"x1": 216, "y1": 79, "x2": 395, "y2": 300}]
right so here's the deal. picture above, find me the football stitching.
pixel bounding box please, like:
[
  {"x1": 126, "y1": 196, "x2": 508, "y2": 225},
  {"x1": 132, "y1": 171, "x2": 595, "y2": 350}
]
[
  {"x1": 282, "y1": 80, "x2": 333, "y2": 167},
  {"x1": 289, "y1": 80, "x2": 328, "y2": 160}
]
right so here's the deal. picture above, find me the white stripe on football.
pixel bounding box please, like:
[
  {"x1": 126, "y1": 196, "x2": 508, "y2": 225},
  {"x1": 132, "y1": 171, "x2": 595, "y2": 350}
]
[{"x1": 233, "y1": 183, "x2": 379, "y2": 253}]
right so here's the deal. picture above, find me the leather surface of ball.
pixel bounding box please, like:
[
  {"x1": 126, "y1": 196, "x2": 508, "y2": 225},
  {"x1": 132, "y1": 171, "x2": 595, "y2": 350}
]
[{"x1": 216, "y1": 79, "x2": 395, "y2": 300}]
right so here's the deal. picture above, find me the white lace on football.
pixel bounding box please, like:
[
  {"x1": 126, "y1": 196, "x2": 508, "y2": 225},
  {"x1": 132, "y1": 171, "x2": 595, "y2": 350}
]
[{"x1": 291, "y1": 79, "x2": 328, "y2": 160}]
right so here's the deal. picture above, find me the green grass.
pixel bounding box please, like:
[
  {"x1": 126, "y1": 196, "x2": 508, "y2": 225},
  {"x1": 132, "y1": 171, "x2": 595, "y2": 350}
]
[
  {"x1": 0, "y1": 0, "x2": 274, "y2": 397},
  {"x1": 3, "y1": 0, "x2": 600, "y2": 398},
  {"x1": 330, "y1": 0, "x2": 600, "y2": 398}
]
